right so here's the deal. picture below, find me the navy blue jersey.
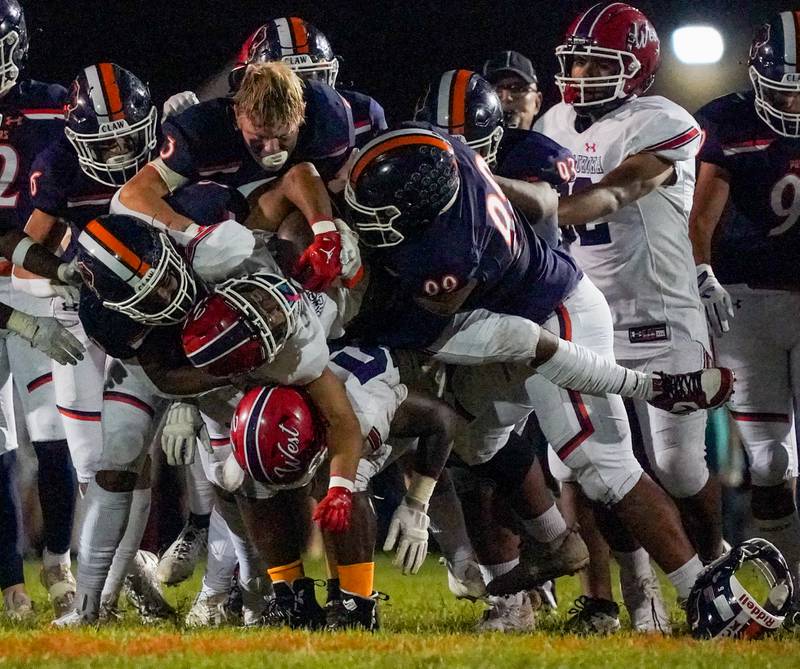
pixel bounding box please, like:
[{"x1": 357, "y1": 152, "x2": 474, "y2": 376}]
[
  {"x1": 366, "y1": 135, "x2": 581, "y2": 348},
  {"x1": 495, "y1": 128, "x2": 575, "y2": 187},
  {"x1": 167, "y1": 180, "x2": 249, "y2": 226},
  {"x1": 0, "y1": 80, "x2": 66, "y2": 235},
  {"x1": 30, "y1": 135, "x2": 116, "y2": 231},
  {"x1": 697, "y1": 90, "x2": 800, "y2": 286},
  {"x1": 159, "y1": 81, "x2": 385, "y2": 189}
]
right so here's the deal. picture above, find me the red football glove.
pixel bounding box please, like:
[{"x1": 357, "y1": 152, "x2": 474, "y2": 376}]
[
  {"x1": 294, "y1": 219, "x2": 342, "y2": 292},
  {"x1": 313, "y1": 485, "x2": 353, "y2": 533}
]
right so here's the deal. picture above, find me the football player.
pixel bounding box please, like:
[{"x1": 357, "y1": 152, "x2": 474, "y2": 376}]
[
  {"x1": 117, "y1": 60, "x2": 385, "y2": 292},
  {"x1": 530, "y1": 1, "x2": 723, "y2": 567},
  {"x1": 343, "y1": 126, "x2": 733, "y2": 618},
  {"x1": 481, "y1": 51, "x2": 543, "y2": 130},
  {"x1": 0, "y1": 0, "x2": 88, "y2": 619},
  {"x1": 688, "y1": 11, "x2": 800, "y2": 605}
]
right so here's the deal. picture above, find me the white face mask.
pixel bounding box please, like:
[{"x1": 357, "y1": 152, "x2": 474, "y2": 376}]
[{"x1": 259, "y1": 150, "x2": 289, "y2": 171}]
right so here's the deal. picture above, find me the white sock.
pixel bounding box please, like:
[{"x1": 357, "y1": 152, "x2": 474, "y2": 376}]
[
  {"x1": 666, "y1": 554, "x2": 703, "y2": 601},
  {"x1": 479, "y1": 558, "x2": 519, "y2": 584},
  {"x1": 186, "y1": 457, "x2": 215, "y2": 516},
  {"x1": 757, "y1": 513, "x2": 800, "y2": 598},
  {"x1": 614, "y1": 547, "x2": 653, "y2": 582},
  {"x1": 214, "y1": 494, "x2": 266, "y2": 589},
  {"x1": 76, "y1": 479, "x2": 133, "y2": 619},
  {"x1": 42, "y1": 547, "x2": 71, "y2": 570},
  {"x1": 200, "y1": 506, "x2": 237, "y2": 596},
  {"x1": 101, "y1": 487, "x2": 151, "y2": 603},
  {"x1": 520, "y1": 504, "x2": 567, "y2": 544},
  {"x1": 428, "y1": 477, "x2": 475, "y2": 563},
  {"x1": 535, "y1": 338, "x2": 653, "y2": 400}
]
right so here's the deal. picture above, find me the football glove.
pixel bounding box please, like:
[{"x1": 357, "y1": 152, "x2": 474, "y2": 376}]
[
  {"x1": 294, "y1": 219, "x2": 342, "y2": 292},
  {"x1": 384, "y1": 497, "x2": 430, "y2": 575},
  {"x1": 5, "y1": 311, "x2": 84, "y2": 366},
  {"x1": 334, "y1": 218, "x2": 363, "y2": 287},
  {"x1": 161, "y1": 401, "x2": 212, "y2": 466},
  {"x1": 696, "y1": 263, "x2": 734, "y2": 337},
  {"x1": 162, "y1": 90, "x2": 199, "y2": 122},
  {"x1": 186, "y1": 219, "x2": 256, "y2": 282},
  {"x1": 313, "y1": 484, "x2": 352, "y2": 533}
]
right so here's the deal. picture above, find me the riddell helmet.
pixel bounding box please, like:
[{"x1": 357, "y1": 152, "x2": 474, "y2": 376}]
[
  {"x1": 230, "y1": 385, "x2": 326, "y2": 489},
  {"x1": 229, "y1": 16, "x2": 339, "y2": 92},
  {"x1": 414, "y1": 69, "x2": 504, "y2": 166},
  {"x1": 181, "y1": 272, "x2": 301, "y2": 376},
  {"x1": 0, "y1": 0, "x2": 26, "y2": 97},
  {"x1": 749, "y1": 11, "x2": 800, "y2": 137},
  {"x1": 64, "y1": 63, "x2": 158, "y2": 187},
  {"x1": 555, "y1": 2, "x2": 661, "y2": 109},
  {"x1": 75, "y1": 214, "x2": 197, "y2": 326},
  {"x1": 345, "y1": 128, "x2": 460, "y2": 248},
  {"x1": 687, "y1": 538, "x2": 793, "y2": 639}
]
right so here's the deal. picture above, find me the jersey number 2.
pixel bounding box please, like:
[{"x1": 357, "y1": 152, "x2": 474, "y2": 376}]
[{"x1": 0, "y1": 146, "x2": 19, "y2": 208}]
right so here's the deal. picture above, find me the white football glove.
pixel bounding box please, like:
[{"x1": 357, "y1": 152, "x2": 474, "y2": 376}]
[
  {"x1": 162, "y1": 90, "x2": 199, "y2": 122},
  {"x1": 333, "y1": 218, "x2": 362, "y2": 283},
  {"x1": 161, "y1": 401, "x2": 212, "y2": 466},
  {"x1": 697, "y1": 263, "x2": 734, "y2": 337},
  {"x1": 6, "y1": 311, "x2": 84, "y2": 365},
  {"x1": 186, "y1": 219, "x2": 256, "y2": 282},
  {"x1": 383, "y1": 497, "x2": 430, "y2": 575}
]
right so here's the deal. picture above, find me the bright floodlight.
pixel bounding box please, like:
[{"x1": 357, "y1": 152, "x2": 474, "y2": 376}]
[{"x1": 672, "y1": 26, "x2": 724, "y2": 64}]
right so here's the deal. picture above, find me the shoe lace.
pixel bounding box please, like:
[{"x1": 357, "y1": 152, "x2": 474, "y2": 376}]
[
  {"x1": 657, "y1": 371, "x2": 700, "y2": 401},
  {"x1": 567, "y1": 595, "x2": 591, "y2": 618}
]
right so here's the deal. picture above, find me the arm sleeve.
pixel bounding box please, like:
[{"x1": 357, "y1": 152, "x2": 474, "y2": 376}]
[{"x1": 157, "y1": 118, "x2": 201, "y2": 182}]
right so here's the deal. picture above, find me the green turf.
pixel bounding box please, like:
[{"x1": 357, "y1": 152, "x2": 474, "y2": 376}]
[{"x1": 1, "y1": 556, "x2": 799, "y2": 669}]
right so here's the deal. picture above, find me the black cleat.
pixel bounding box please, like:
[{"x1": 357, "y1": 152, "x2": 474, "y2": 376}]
[
  {"x1": 565, "y1": 596, "x2": 621, "y2": 635},
  {"x1": 325, "y1": 591, "x2": 387, "y2": 632}
]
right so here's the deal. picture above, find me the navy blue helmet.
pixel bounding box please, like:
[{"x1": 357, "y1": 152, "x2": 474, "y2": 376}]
[
  {"x1": 75, "y1": 214, "x2": 197, "y2": 326},
  {"x1": 64, "y1": 63, "x2": 158, "y2": 186},
  {"x1": 687, "y1": 538, "x2": 793, "y2": 639},
  {"x1": 0, "y1": 0, "x2": 27, "y2": 96},
  {"x1": 749, "y1": 11, "x2": 800, "y2": 137},
  {"x1": 415, "y1": 69, "x2": 504, "y2": 166},
  {"x1": 344, "y1": 128, "x2": 460, "y2": 247}
]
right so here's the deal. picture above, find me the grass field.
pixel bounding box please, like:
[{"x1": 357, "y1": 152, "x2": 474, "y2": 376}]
[{"x1": 2, "y1": 556, "x2": 800, "y2": 669}]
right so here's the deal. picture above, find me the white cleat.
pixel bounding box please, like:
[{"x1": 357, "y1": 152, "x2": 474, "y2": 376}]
[
  {"x1": 124, "y1": 550, "x2": 175, "y2": 624},
  {"x1": 52, "y1": 609, "x2": 91, "y2": 627},
  {"x1": 185, "y1": 591, "x2": 229, "y2": 628},
  {"x1": 475, "y1": 591, "x2": 536, "y2": 633},
  {"x1": 3, "y1": 588, "x2": 34, "y2": 621},
  {"x1": 445, "y1": 558, "x2": 487, "y2": 601},
  {"x1": 157, "y1": 521, "x2": 208, "y2": 586},
  {"x1": 240, "y1": 577, "x2": 270, "y2": 627},
  {"x1": 40, "y1": 563, "x2": 76, "y2": 618},
  {"x1": 620, "y1": 568, "x2": 672, "y2": 634}
]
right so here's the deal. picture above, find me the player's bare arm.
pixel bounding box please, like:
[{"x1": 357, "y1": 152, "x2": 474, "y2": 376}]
[
  {"x1": 253, "y1": 162, "x2": 334, "y2": 232},
  {"x1": 304, "y1": 366, "x2": 362, "y2": 484},
  {"x1": 137, "y1": 334, "x2": 229, "y2": 397},
  {"x1": 493, "y1": 176, "x2": 559, "y2": 223},
  {"x1": 688, "y1": 161, "x2": 731, "y2": 264},
  {"x1": 117, "y1": 163, "x2": 196, "y2": 233},
  {"x1": 557, "y1": 152, "x2": 674, "y2": 227}
]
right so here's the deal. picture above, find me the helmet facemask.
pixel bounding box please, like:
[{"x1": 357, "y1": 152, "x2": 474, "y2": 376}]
[
  {"x1": 65, "y1": 105, "x2": 158, "y2": 187},
  {"x1": 465, "y1": 125, "x2": 504, "y2": 168},
  {"x1": 0, "y1": 27, "x2": 22, "y2": 96},
  {"x1": 555, "y1": 42, "x2": 642, "y2": 109},
  {"x1": 281, "y1": 54, "x2": 339, "y2": 87},
  {"x1": 749, "y1": 66, "x2": 800, "y2": 138}
]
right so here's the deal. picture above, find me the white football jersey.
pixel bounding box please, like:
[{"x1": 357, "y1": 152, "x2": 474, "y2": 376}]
[{"x1": 535, "y1": 96, "x2": 708, "y2": 359}]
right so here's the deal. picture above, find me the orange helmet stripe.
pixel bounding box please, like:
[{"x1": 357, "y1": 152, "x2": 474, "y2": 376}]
[
  {"x1": 448, "y1": 69, "x2": 472, "y2": 136},
  {"x1": 289, "y1": 17, "x2": 309, "y2": 54},
  {"x1": 98, "y1": 62, "x2": 125, "y2": 122},
  {"x1": 350, "y1": 133, "x2": 452, "y2": 184},
  {"x1": 86, "y1": 219, "x2": 151, "y2": 277}
]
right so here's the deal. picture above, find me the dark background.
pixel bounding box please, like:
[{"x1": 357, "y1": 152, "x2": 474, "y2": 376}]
[{"x1": 21, "y1": 0, "x2": 794, "y2": 118}]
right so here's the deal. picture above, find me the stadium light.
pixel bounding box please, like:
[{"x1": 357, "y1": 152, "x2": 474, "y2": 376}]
[{"x1": 671, "y1": 25, "x2": 724, "y2": 64}]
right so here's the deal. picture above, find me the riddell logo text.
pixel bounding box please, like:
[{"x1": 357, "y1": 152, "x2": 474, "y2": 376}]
[{"x1": 737, "y1": 592, "x2": 780, "y2": 628}]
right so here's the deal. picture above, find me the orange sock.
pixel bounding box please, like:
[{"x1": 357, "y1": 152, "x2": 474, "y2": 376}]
[
  {"x1": 338, "y1": 562, "x2": 374, "y2": 599},
  {"x1": 267, "y1": 559, "x2": 304, "y2": 585}
]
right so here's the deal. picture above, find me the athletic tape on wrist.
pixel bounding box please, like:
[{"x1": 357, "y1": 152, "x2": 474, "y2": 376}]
[
  {"x1": 328, "y1": 476, "x2": 354, "y2": 492},
  {"x1": 311, "y1": 219, "x2": 336, "y2": 235}
]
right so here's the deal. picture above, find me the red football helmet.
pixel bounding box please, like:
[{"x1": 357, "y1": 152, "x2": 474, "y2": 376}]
[
  {"x1": 181, "y1": 272, "x2": 301, "y2": 376},
  {"x1": 555, "y1": 2, "x2": 661, "y2": 109},
  {"x1": 231, "y1": 385, "x2": 327, "y2": 489}
]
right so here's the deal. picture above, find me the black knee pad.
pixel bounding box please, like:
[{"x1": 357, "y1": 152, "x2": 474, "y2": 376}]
[{"x1": 469, "y1": 430, "x2": 537, "y2": 492}]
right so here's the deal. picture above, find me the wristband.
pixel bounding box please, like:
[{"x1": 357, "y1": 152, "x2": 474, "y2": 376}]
[
  {"x1": 328, "y1": 476, "x2": 354, "y2": 492},
  {"x1": 10, "y1": 237, "x2": 35, "y2": 267},
  {"x1": 311, "y1": 219, "x2": 336, "y2": 235},
  {"x1": 406, "y1": 472, "x2": 437, "y2": 507}
]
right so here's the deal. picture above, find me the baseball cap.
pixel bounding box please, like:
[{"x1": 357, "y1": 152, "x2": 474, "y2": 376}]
[{"x1": 482, "y1": 50, "x2": 538, "y2": 86}]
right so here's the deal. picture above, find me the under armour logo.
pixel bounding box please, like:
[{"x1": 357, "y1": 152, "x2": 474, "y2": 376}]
[
  {"x1": 734, "y1": 299, "x2": 742, "y2": 309},
  {"x1": 585, "y1": 142, "x2": 597, "y2": 152}
]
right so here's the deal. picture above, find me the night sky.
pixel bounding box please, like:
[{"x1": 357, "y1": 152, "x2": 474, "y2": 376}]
[{"x1": 22, "y1": 0, "x2": 794, "y2": 119}]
